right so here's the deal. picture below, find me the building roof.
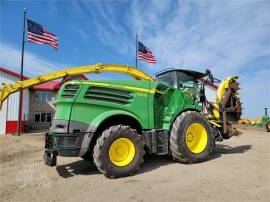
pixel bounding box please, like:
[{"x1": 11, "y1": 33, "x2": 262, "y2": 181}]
[
  {"x1": 0, "y1": 66, "x2": 88, "y2": 91},
  {"x1": 0, "y1": 67, "x2": 30, "y2": 80},
  {"x1": 32, "y1": 80, "x2": 61, "y2": 91}
]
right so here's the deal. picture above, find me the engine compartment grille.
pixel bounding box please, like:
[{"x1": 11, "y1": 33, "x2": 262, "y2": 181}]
[
  {"x1": 84, "y1": 86, "x2": 132, "y2": 105},
  {"x1": 61, "y1": 84, "x2": 80, "y2": 98}
]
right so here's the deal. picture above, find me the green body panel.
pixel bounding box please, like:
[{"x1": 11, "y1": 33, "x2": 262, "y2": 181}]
[
  {"x1": 55, "y1": 80, "x2": 152, "y2": 129},
  {"x1": 53, "y1": 79, "x2": 201, "y2": 131},
  {"x1": 261, "y1": 116, "x2": 270, "y2": 125},
  {"x1": 255, "y1": 115, "x2": 270, "y2": 127},
  {"x1": 149, "y1": 82, "x2": 201, "y2": 130}
]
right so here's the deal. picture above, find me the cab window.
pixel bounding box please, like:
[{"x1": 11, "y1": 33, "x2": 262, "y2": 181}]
[{"x1": 156, "y1": 72, "x2": 177, "y2": 88}]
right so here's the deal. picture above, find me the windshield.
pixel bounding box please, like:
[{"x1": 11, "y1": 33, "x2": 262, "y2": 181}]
[
  {"x1": 157, "y1": 71, "x2": 199, "y2": 89},
  {"x1": 156, "y1": 70, "x2": 203, "y2": 104},
  {"x1": 176, "y1": 72, "x2": 196, "y2": 89},
  {"x1": 156, "y1": 72, "x2": 175, "y2": 87},
  {"x1": 177, "y1": 72, "x2": 200, "y2": 101}
]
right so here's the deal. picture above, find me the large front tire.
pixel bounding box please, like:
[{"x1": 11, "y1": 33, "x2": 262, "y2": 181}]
[
  {"x1": 170, "y1": 111, "x2": 214, "y2": 163},
  {"x1": 93, "y1": 125, "x2": 145, "y2": 178}
]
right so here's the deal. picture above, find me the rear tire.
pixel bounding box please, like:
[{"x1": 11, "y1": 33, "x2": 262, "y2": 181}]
[
  {"x1": 93, "y1": 125, "x2": 145, "y2": 178},
  {"x1": 170, "y1": 111, "x2": 214, "y2": 163}
]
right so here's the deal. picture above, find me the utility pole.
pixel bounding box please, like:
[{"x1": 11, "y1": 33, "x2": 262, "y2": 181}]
[
  {"x1": 135, "y1": 33, "x2": 138, "y2": 68},
  {"x1": 17, "y1": 8, "x2": 26, "y2": 136}
]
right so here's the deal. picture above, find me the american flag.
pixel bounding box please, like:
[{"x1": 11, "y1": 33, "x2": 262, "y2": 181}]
[
  {"x1": 27, "y1": 19, "x2": 58, "y2": 49},
  {"x1": 138, "y1": 41, "x2": 157, "y2": 64}
]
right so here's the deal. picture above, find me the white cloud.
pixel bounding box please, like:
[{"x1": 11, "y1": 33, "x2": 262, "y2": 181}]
[
  {"x1": 128, "y1": 0, "x2": 270, "y2": 117},
  {"x1": 0, "y1": 42, "x2": 67, "y2": 76},
  {"x1": 240, "y1": 69, "x2": 270, "y2": 118},
  {"x1": 70, "y1": 0, "x2": 269, "y2": 117},
  {"x1": 74, "y1": 1, "x2": 133, "y2": 55},
  {"x1": 130, "y1": 1, "x2": 270, "y2": 72},
  {"x1": 77, "y1": 28, "x2": 90, "y2": 40}
]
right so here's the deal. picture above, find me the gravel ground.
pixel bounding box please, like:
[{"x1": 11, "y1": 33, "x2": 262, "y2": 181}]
[{"x1": 0, "y1": 125, "x2": 269, "y2": 202}]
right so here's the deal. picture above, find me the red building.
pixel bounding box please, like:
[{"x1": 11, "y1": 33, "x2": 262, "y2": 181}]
[{"x1": 0, "y1": 67, "x2": 87, "y2": 134}]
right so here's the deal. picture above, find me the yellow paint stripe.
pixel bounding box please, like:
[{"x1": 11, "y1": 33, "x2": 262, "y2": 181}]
[{"x1": 68, "y1": 81, "x2": 164, "y2": 94}]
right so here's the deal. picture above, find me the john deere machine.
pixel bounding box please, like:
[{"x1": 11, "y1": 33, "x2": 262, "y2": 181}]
[
  {"x1": 0, "y1": 64, "x2": 242, "y2": 178},
  {"x1": 239, "y1": 108, "x2": 270, "y2": 132},
  {"x1": 262, "y1": 108, "x2": 270, "y2": 132}
]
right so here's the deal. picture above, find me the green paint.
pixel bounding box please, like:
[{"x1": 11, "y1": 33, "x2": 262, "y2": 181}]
[
  {"x1": 54, "y1": 79, "x2": 201, "y2": 131},
  {"x1": 48, "y1": 68, "x2": 206, "y2": 156}
]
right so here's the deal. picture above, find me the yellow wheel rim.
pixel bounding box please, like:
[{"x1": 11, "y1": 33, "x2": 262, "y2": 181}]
[
  {"x1": 109, "y1": 138, "x2": 135, "y2": 167},
  {"x1": 185, "y1": 123, "x2": 208, "y2": 154}
]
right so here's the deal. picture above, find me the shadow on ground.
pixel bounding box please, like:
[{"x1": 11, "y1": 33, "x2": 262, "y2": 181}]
[
  {"x1": 56, "y1": 144, "x2": 252, "y2": 178},
  {"x1": 211, "y1": 144, "x2": 252, "y2": 160},
  {"x1": 138, "y1": 155, "x2": 174, "y2": 174},
  {"x1": 56, "y1": 156, "x2": 174, "y2": 178},
  {"x1": 56, "y1": 160, "x2": 99, "y2": 178}
]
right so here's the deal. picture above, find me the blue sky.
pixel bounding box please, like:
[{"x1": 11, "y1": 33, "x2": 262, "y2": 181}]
[{"x1": 0, "y1": 0, "x2": 269, "y2": 118}]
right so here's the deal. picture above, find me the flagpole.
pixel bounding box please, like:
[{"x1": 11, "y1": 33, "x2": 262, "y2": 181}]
[
  {"x1": 17, "y1": 8, "x2": 26, "y2": 136},
  {"x1": 135, "y1": 33, "x2": 138, "y2": 68}
]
